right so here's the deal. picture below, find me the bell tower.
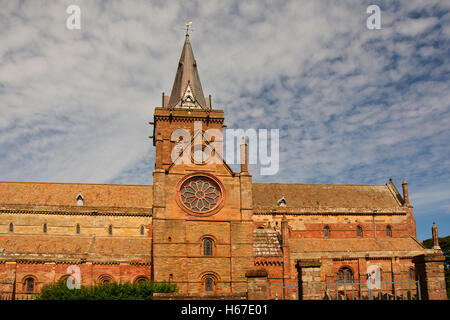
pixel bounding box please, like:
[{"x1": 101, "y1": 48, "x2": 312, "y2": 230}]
[
  {"x1": 151, "y1": 32, "x2": 225, "y2": 171},
  {"x1": 150, "y1": 32, "x2": 254, "y2": 295}
]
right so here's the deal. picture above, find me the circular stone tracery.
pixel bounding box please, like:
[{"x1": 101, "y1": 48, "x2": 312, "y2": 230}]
[{"x1": 178, "y1": 175, "x2": 223, "y2": 214}]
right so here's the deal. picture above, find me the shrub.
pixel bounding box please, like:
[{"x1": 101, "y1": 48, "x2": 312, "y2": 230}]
[{"x1": 37, "y1": 280, "x2": 177, "y2": 300}]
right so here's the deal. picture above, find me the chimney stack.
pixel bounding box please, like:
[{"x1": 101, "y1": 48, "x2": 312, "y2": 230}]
[
  {"x1": 432, "y1": 221, "x2": 441, "y2": 250},
  {"x1": 402, "y1": 179, "x2": 410, "y2": 206},
  {"x1": 240, "y1": 137, "x2": 248, "y2": 173}
]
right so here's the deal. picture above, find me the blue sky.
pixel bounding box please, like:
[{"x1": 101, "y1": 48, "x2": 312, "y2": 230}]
[{"x1": 0, "y1": 0, "x2": 449, "y2": 241}]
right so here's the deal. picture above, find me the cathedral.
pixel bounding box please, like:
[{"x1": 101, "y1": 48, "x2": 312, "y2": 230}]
[{"x1": 0, "y1": 34, "x2": 447, "y2": 300}]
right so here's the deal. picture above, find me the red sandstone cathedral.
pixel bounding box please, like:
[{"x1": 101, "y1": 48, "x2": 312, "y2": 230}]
[{"x1": 0, "y1": 34, "x2": 446, "y2": 300}]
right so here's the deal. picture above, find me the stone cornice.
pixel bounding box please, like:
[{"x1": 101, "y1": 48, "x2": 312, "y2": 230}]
[
  {"x1": 0, "y1": 205, "x2": 152, "y2": 217},
  {"x1": 0, "y1": 254, "x2": 152, "y2": 265},
  {"x1": 253, "y1": 207, "x2": 408, "y2": 215}
]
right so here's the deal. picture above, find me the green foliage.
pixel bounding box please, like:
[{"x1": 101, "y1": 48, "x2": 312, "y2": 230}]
[
  {"x1": 423, "y1": 235, "x2": 450, "y2": 298},
  {"x1": 423, "y1": 236, "x2": 450, "y2": 256},
  {"x1": 36, "y1": 280, "x2": 177, "y2": 300}
]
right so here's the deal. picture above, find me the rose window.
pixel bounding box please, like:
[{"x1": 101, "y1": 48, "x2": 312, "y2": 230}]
[{"x1": 179, "y1": 176, "x2": 222, "y2": 213}]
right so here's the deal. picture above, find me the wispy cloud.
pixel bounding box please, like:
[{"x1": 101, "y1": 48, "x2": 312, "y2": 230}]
[{"x1": 0, "y1": 0, "x2": 449, "y2": 240}]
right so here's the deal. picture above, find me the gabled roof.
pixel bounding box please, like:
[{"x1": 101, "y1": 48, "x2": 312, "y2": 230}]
[
  {"x1": 252, "y1": 183, "x2": 403, "y2": 210},
  {"x1": 0, "y1": 181, "x2": 152, "y2": 208},
  {"x1": 167, "y1": 34, "x2": 208, "y2": 109},
  {"x1": 289, "y1": 237, "x2": 425, "y2": 254},
  {"x1": 0, "y1": 234, "x2": 151, "y2": 263}
]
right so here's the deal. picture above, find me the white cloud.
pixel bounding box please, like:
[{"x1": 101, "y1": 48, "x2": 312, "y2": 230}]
[
  {"x1": 396, "y1": 17, "x2": 439, "y2": 37},
  {"x1": 0, "y1": 1, "x2": 448, "y2": 202}
]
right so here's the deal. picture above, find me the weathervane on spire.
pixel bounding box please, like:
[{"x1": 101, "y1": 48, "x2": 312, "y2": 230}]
[{"x1": 185, "y1": 21, "x2": 193, "y2": 36}]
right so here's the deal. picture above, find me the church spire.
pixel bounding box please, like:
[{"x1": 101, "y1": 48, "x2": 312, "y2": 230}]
[{"x1": 167, "y1": 33, "x2": 208, "y2": 109}]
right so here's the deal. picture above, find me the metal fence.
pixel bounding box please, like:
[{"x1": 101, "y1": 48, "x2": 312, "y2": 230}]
[
  {"x1": 267, "y1": 279, "x2": 421, "y2": 300},
  {"x1": 0, "y1": 292, "x2": 38, "y2": 300},
  {"x1": 267, "y1": 284, "x2": 299, "y2": 300},
  {"x1": 321, "y1": 279, "x2": 421, "y2": 300}
]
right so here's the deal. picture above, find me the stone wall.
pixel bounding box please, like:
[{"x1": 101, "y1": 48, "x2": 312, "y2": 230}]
[
  {"x1": 414, "y1": 253, "x2": 447, "y2": 300},
  {"x1": 297, "y1": 259, "x2": 321, "y2": 300},
  {"x1": 245, "y1": 269, "x2": 268, "y2": 300}
]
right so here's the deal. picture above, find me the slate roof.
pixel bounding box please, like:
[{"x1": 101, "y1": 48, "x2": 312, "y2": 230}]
[
  {"x1": 0, "y1": 181, "x2": 404, "y2": 212},
  {"x1": 0, "y1": 181, "x2": 152, "y2": 209},
  {"x1": 0, "y1": 234, "x2": 151, "y2": 263},
  {"x1": 289, "y1": 237, "x2": 425, "y2": 253},
  {"x1": 253, "y1": 229, "x2": 282, "y2": 257},
  {"x1": 252, "y1": 183, "x2": 402, "y2": 210}
]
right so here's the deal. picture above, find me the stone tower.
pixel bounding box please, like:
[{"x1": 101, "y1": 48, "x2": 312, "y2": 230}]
[{"x1": 151, "y1": 33, "x2": 254, "y2": 294}]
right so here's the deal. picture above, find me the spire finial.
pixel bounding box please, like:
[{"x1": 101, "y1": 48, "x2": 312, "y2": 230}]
[{"x1": 185, "y1": 21, "x2": 192, "y2": 36}]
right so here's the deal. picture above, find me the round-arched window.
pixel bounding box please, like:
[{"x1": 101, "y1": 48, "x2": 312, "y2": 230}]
[
  {"x1": 98, "y1": 275, "x2": 113, "y2": 285},
  {"x1": 324, "y1": 226, "x2": 330, "y2": 238},
  {"x1": 386, "y1": 226, "x2": 392, "y2": 237},
  {"x1": 205, "y1": 278, "x2": 214, "y2": 291},
  {"x1": 409, "y1": 268, "x2": 415, "y2": 281},
  {"x1": 24, "y1": 277, "x2": 35, "y2": 292},
  {"x1": 357, "y1": 226, "x2": 362, "y2": 237},
  {"x1": 134, "y1": 276, "x2": 149, "y2": 284},
  {"x1": 337, "y1": 267, "x2": 353, "y2": 283},
  {"x1": 203, "y1": 238, "x2": 213, "y2": 256}
]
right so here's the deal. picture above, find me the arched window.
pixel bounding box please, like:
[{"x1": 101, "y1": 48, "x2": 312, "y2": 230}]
[
  {"x1": 337, "y1": 267, "x2": 353, "y2": 283},
  {"x1": 409, "y1": 268, "x2": 415, "y2": 281},
  {"x1": 134, "y1": 276, "x2": 149, "y2": 284},
  {"x1": 357, "y1": 226, "x2": 362, "y2": 237},
  {"x1": 205, "y1": 277, "x2": 214, "y2": 291},
  {"x1": 59, "y1": 274, "x2": 70, "y2": 283},
  {"x1": 43, "y1": 223, "x2": 47, "y2": 233},
  {"x1": 108, "y1": 225, "x2": 113, "y2": 235},
  {"x1": 24, "y1": 277, "x2": 35, "y2": 292},
  {"x1": 98, "y1": 275, "x2": 113, "y2": 285},
  {"x1": 9, "y1": 223, "x2": 13, "y2": 233},
  {"x1": 324, "y1": 226, "x2": 330, "y2": 238},
  {"x1": 140, "y1": 225, "x2": 145, "y2": 235},
  {"x1": 203, "y1": 238, "x2": 213, "y2": 256},
  {"x1": 76, "y1": 224, "x2": 80, "y2": 234},
  {"x1": 386, "y1": 226, "x2": 392, "y2": 237}
]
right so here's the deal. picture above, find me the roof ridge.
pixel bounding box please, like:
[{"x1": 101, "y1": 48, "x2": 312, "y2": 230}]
[
  {"x1": 0, "y1": 181, "x2": 152, "y2": 187},
  {"x1": 253, "y1": 183, "x2": 387, "y2": 187}
]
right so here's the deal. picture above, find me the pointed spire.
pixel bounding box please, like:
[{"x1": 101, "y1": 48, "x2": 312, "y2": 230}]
[{"x1": 167, "y1": 34, "x2": 208, "y2": 109}]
